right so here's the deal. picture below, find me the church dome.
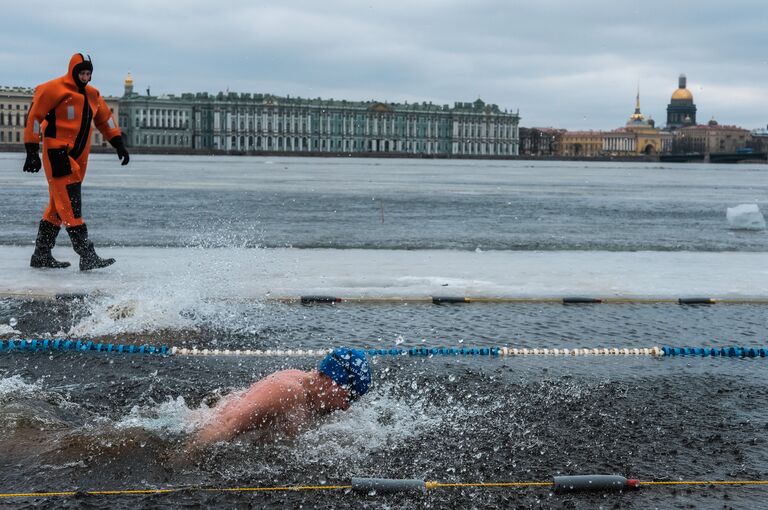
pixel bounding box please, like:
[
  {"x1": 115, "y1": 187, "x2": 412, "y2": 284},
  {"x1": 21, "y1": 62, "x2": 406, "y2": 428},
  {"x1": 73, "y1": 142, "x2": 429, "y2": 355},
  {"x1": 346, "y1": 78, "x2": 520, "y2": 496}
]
[{"x1": 671, "y1": 87, "x2": 693, "y2": 101}]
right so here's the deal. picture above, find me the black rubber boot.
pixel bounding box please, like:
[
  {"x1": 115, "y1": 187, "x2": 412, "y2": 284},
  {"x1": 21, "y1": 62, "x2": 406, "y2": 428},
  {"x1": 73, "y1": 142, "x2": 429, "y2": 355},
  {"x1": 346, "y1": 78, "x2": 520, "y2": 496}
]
[
  {"x1": 66, "y1": 224, "x2": 115, "y2": 271},
  {"x1": 30, "y1": 220, "x2": 71, "y2": 269}
]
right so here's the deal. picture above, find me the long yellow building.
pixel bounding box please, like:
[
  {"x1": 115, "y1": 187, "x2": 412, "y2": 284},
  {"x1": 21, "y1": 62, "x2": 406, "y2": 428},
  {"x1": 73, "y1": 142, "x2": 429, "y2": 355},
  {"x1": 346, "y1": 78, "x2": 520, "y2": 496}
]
[{"x1": 558, "y1": 91, "x2": 669, "y2": 157}]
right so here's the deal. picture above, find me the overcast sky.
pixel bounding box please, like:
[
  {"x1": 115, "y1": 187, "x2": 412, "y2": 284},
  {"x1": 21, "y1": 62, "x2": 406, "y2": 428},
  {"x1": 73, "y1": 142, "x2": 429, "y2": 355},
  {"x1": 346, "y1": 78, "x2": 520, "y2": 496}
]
[{"x1": 3, "y1": 0, "x2": 766, "y2": 130}]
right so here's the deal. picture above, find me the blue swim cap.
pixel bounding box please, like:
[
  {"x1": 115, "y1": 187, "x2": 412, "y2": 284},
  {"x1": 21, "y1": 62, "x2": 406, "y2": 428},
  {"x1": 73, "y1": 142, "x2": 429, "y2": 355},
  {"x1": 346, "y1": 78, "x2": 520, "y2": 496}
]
[{"x1": 318, "y1": 347, "x2": 372, "y2": 399}]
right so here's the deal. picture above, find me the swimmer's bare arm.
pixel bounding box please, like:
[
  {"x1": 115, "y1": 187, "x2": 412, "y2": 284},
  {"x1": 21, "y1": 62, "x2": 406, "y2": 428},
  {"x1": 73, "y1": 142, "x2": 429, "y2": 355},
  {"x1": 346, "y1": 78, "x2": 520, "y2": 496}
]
[
  {"x1": 190, "y1": 380, "x2": 289, "y2": 446},
  {"x1": 192, "y1": 371, "x2": 301, "y2": 446}
]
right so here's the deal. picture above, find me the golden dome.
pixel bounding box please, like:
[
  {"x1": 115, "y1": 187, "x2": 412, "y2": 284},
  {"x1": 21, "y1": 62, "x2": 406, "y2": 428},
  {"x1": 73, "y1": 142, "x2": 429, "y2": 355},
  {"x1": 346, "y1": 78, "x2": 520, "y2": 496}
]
[
  {"x1": 125, "y1": 72, "x2": 134, "y2": 86},
  {"x1": 671, "y1": 87, "x2": 693, "y2": 101}
]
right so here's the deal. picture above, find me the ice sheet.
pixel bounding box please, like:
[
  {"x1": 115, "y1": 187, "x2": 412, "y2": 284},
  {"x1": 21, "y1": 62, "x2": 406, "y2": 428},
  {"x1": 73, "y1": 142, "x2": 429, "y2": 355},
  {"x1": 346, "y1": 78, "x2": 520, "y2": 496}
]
[{"x1": 1, "y1": 246, "x2": 767, "y2": 300}]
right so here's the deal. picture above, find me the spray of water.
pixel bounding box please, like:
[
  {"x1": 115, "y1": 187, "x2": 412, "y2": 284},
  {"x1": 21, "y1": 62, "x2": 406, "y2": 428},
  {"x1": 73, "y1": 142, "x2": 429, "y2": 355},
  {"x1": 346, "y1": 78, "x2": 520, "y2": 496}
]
[{"x1": 68, "y1": 243, "x2": 272, "y2": 337}]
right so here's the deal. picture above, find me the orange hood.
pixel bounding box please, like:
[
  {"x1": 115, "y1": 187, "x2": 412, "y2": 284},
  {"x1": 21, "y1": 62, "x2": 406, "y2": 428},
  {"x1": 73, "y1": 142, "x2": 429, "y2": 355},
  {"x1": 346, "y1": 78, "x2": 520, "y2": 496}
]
[{"x1": 66, "y1": 53, "x2": 93, "y2": 90}]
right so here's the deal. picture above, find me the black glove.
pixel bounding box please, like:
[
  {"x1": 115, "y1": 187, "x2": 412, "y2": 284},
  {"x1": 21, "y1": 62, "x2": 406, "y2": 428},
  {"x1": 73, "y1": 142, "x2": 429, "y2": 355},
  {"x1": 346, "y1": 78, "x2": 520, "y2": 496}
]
[
  {"x1": 23, "y1": 143, "x2": 41, "y2": 173},
  {"x1": 109, "y1": 136, "x2": 130, "y2": 166}
]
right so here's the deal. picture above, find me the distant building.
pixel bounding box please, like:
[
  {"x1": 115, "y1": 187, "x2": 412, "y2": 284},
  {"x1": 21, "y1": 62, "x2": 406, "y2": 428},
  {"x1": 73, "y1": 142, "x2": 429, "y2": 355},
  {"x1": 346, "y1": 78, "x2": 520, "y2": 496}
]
[
  {"x1": 518, "y1": 127, "x2": 564, "y2": 156},
  {"x1": 0, "y1": 86, "x2": 32, "y2": 146},
  {"x1": 749, "y1": 127, "x2": 768, "y2": 152},
  {"x1": 602, "y1": 129, "x2": 636, "y2": 155},
  {"x1": 623, "y1": 91, "x2": 662, "y2": 155},
  {"x1": 564, "y1": 91, "x2": 669, "y2": 157},
  {"x1": 559, "y1": 131, "x2": 603, "y2": 157},
  {"x1": 118, "y1": 73, "x2": 194, "y2": 149},
  {"x1": 659, "y1": 130, "x2": 674, "y2": 154},
  {"x1": 666, "y1": 74, "x2": 697, "y2": 130},
  {"x1": 0, "y1": 85, "x2": 119, "y2": 148},
  {"x1": 675, "y1": 120, "x2": 751, "y2": 154},
  {"x1": 119, "y1": 75, "x2": 520, "y2": 156}
]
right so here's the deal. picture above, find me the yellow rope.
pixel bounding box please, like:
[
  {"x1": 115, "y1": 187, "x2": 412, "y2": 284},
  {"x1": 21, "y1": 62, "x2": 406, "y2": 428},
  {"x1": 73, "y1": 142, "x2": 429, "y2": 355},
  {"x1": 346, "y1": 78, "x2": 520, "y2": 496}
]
[
  {"x1": 1, "y1": 492, "x2": 78, "y2": 498},
  {"x1": 0, "y1": 485, "x2": 352, "y2": 498},
  {"x1": 86, "y1": 489, "x2": 178, "y2": 495},
  {"x1": 4, "y1": 480, "x2": 768, "y2": 498},
  {"x1": 212, "y1": 485, "x2": 352, "y2": 492}
]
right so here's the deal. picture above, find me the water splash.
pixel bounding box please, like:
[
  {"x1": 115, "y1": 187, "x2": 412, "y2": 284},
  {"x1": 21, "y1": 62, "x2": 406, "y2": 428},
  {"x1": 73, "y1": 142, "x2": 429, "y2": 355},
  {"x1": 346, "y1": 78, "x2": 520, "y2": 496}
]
[
  {"x1": 68, "y1": 245, "x2": 271, "y2": 337},
  {"x1": 0, "y1": 374, "x2": 41, "y2": 401},
  {"x1": 0, "y1": 324, "x2": 21, "y2": 336},
  {"x1": 290, "y1": 383, "x2": 444, "y2": 466},
  {"x1": 115, "y1": 396, "x2": 214, "y2": 435}
]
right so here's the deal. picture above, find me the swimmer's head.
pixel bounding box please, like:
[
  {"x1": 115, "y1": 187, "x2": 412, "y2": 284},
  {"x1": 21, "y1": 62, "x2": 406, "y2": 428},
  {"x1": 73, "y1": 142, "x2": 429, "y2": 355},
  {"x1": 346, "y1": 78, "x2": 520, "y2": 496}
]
[{"x1": 317, "y1": 347, "x2": 372, "y2": 400}]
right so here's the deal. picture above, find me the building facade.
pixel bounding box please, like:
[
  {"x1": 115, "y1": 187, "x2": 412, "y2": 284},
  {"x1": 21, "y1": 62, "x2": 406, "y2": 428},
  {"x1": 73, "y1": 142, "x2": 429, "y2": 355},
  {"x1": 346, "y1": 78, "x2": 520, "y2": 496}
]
[
  {"x1": 562, "y1": 92, "x2": 670, "y2": 157},
  {"x1": 0, "y1": 87, "x2": 33, "y2": 146},
  {"x1": 519, "y1": 127, "x2": 564, "y2": 156},
  {"x1": 624, "y1": 92, "x2": 662, "y2": 155},
  {"x1": 119, "y1": 76, "x2": 520, "y2": 156},
  {"x1": 0, "y1": 86, "x2": 119, "y2": 148},
  {"x1": 118, "y1": 74, "x2": 193, "y2": 149},
  {"x1": 749, "y1": 127, "x2": 768, "y2": 153},
  {"x1": 602, "y1": 129, "x2": 636, "y2": 155},
  {"x1": 675, "y1": 121, "x2": 751, "y2": 154},
  {"x1": 558, "y1": 131, "x2": 603, "y2": 157}
]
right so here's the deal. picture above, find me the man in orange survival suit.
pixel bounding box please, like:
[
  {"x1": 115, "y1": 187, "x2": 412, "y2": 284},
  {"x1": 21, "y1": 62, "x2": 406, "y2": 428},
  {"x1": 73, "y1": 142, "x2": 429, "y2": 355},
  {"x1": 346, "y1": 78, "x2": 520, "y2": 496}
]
[{"x1": 23, "y1": 53, "x2": 129, "y2": 271}]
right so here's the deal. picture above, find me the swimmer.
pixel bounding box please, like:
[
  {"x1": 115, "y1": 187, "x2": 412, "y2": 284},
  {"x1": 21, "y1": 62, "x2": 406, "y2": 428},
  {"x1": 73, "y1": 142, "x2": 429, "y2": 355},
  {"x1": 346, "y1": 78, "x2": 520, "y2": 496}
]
[{"x1": 189, "y1": 348, "x2": 371, "y2": 447}]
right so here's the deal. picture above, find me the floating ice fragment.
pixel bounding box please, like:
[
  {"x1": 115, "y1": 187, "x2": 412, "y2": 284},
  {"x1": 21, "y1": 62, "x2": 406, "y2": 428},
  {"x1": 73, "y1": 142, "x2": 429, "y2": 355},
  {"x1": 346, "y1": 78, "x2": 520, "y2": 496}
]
[
  {"x1": 726, "y1": 204, "x2": 766, "y2": 230},
  {"x1": 8, "y1": 318, "x2": 16, "y2": 327}
]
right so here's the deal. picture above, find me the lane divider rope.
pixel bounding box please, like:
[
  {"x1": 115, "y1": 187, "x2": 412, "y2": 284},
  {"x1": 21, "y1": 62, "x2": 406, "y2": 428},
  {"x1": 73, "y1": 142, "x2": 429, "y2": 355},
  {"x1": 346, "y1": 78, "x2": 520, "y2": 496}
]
[{"x1": 1, "y1": 340, "x2": 768, "y2": 359}]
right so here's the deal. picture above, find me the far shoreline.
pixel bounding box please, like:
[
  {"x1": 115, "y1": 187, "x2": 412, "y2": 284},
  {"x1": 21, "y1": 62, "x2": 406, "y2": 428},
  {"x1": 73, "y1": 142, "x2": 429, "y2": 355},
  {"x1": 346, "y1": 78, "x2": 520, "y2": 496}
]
[{"x1": 1, "y1": 144, "x2": 765, "y2": 164}]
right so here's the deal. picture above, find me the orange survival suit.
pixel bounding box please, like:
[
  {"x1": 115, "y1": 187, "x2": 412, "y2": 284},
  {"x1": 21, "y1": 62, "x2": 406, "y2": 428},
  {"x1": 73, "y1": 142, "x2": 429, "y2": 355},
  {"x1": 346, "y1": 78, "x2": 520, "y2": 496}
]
[{"x1": 23, "y1": 53, "x2": 129, "y2": 270}]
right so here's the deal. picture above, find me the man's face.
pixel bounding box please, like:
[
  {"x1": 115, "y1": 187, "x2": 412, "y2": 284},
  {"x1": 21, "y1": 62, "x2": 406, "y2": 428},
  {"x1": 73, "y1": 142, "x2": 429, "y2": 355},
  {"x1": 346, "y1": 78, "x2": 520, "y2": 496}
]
[{"x1": 78, "y1": 70, "x2": 92, "y2": 85}]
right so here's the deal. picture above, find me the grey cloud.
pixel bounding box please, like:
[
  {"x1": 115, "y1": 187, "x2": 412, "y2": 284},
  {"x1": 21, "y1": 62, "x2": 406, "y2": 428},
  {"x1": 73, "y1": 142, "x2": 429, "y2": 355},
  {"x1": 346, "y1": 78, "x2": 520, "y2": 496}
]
[{"x1": 4, "y1": 0, "x2": 766, "y2": 129}]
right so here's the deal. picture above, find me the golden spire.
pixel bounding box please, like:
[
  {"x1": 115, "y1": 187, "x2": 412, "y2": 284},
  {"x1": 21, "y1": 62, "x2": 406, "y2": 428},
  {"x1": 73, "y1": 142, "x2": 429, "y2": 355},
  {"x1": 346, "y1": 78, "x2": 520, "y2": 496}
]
[
  {"x1": 125, "y1": 72, "x2": 134, "y2": 86},
  {"x1": 629, "y1": 86, "x2": 645, "y2": 122}
]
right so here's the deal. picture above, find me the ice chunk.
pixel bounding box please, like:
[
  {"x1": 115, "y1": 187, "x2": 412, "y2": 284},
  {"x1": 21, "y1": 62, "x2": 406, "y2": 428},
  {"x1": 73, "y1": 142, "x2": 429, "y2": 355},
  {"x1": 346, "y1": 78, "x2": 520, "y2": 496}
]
[{"x1": 726, "y1": 204, "x2": 766, "y2": 230}]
